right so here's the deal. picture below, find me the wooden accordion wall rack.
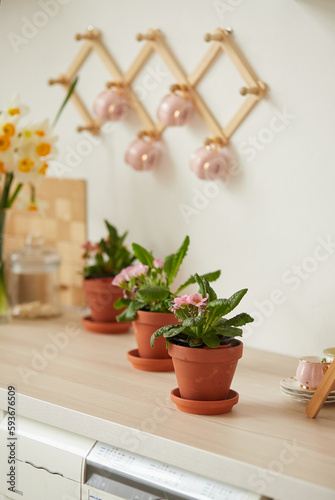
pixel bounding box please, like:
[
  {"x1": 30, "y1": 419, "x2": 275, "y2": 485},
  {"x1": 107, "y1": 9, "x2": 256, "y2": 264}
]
[{"x1": 49, "y1": 26, "x2": 267, "y2": 178}]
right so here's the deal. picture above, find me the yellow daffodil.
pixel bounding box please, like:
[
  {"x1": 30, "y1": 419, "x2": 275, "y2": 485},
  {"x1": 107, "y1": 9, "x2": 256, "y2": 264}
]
[
  {"x1": 36, "y1": 142, "x2": 51, "y2": 157},
  {"x1": 0, "y1": 149, "x2": 15, "y2": 174},
  {"x1": 0, "y1": 135, "x2": 11, "y2": 152},
  {"x1": 2, "y1": 123, "x2": 16, "y2": 137},
  {"x1": 28, "y1": 204, "x2": 39, "y2": 212},
  {"x1": 19, "y1": 119, "x2": 58, "y2": 159},
  {"x1": 16, "y1": 193, "x2": 49, "y2": 215},
  {"x1": 0, "y1": 96, "x2": 58, "y2": 216},
  {"x1": 4, "y1": 94, "x2": 29, "y2": 121},
  {"x1": 39, "y1": 163, "x2": 48, "y2": 175},
  {"x1": 18, "y1": 158, "x2": 35, "y2": 173}
]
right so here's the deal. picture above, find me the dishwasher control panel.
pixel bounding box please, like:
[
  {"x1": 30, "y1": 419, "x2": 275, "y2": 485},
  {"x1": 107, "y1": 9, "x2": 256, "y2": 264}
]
[{"x1": 83, "y1": 442, "x2": 263, "y2": 500}]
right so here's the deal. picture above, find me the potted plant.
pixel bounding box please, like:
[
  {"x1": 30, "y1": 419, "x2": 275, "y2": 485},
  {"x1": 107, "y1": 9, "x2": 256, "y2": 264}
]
[
  {"x1": 150, "y1": 274, "x2": 254, "y2": 414},
  {"x1": 113, "y1": 236, "x2": 220, "y2": 371},
  {"x1": 82, "y1": 220, "x2": 135, "y2": 333}
]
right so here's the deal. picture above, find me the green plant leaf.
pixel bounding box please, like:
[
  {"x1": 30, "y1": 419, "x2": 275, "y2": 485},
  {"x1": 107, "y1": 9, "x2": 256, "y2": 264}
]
[
  {"x1": 176, "y1": 269, "x2": 221, "y2": 294},
  {"x1": 202, "y1": 332, "x2": 221, "y2": 348},
  {"x1": 206, "y1": 300, "x2": 230, "y2": 327},
  {"x1": 52, "y1": 76, "x2": 79, "y2": 127},
  {"x1": 150, "y1": 324, "x2": 177, "y2": 347},
  {"x1": 206, "y1": 289, "x2": 249, "y2": 327},
  {"x1": 105, "y1": 220, "x2": 118, "y2": 243},
  {"x1": 182, "y1": 315, "x2": 206, "y2": 327},
  {"x1": 164, "y1": 325, "x2": 190, "y2": 338},
  {"x1": 194, "y1": 273, "x2": 217, "y2": 301},
  {"x1": 168, "y1": 236, "x2": 190, "y2": 284},
  {"x1": 137, "y1": 285, "x2": 170, "y2": 303},
  {"x1": 116, "y1": 299, "x2": 146, "y2": 322},
  {"x1": 224, "y1": 312, "x2": 254, "y2": 327},
  {"x1": 150, "y1": 302, "x2": 169, "y2": 313},
  {"x1": 225, "y1": 289, "x2": 248, "y2": 315},
  {"x1": 117, "y1": 231, "x2": 128, "y2": 248},
  {"x1": 163, "y1": 254, "x2": 175, "y2": 284},
  {"x1": 132, "y1": 243, "x2": 154, "y2": 268},
  {"x1": 114, "y1": 297, "x2": 131, "y2": 310},
  {"x1": 212, "y1": 325, "x2": 243, "y2": 337}
]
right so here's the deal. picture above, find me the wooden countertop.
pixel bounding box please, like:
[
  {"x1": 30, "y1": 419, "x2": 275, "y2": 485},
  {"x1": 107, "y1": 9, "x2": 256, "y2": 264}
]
[{"x1": 0, "y1": 310, "x2": 334, "y2": 500}]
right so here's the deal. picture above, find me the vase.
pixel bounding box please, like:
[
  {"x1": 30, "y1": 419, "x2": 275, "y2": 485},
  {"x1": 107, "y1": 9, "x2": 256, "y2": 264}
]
[
  {"x1": 132, "y1": 310, "x2": 179, "y2": 359},
  {"x1": 83, "y1": 277, "x2": 126, "y2": 322},
  {"x1": 0, "y1": 209, "x2": 10, "y2": 323},
  {"x1": 168, "y1": 339, "x2": 243, "y2": 401}
]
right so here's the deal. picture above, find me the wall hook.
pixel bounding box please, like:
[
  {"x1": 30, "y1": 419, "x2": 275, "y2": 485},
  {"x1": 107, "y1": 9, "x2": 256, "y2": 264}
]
[
  {"x1": 75, "y1": 27, "x2": 101, "y2": 41},
  {"x1": 77, "y1": 124, "x2": 101, "y2": 135},
  {"x1": 136, "y1": 29, "x2": 160, "y2": 42},
  {"x1": 204, "y1": 29, "x2": 230, "y2": 42},
  {"x1": 48, "y1": 76, "x2": 69, "y2": 86}
]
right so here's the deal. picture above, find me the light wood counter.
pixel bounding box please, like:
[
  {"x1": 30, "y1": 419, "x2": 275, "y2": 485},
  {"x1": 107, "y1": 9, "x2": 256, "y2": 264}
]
[{"x1": 0, "y1": 310, "x2": 334, "y2": 500}]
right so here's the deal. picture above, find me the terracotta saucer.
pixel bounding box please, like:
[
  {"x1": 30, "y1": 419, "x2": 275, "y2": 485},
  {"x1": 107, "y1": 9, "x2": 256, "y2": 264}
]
[
  {"x1": 170, "y1": 388, "x2": 239, "y2": 415},
  {"x1": 127, "y1": 349, "x2": 174, "y2": 372},
  {"x1": 82, "y1": 316, "x2": 131, "y2": 334}
]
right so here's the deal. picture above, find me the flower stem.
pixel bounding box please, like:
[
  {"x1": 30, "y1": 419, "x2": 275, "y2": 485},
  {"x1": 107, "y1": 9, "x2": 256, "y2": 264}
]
[
  {"x1": 0, "y1": 209, "x2": 6, "y2": 262},
  {"x1": 0, "y1": 209, "x2": 9, "y2": 321}
]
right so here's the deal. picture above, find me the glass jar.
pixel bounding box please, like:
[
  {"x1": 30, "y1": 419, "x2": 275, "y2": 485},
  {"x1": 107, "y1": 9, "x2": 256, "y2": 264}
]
[{"x1": 9, "y1": 234, "x2": 61, "y2": 319}]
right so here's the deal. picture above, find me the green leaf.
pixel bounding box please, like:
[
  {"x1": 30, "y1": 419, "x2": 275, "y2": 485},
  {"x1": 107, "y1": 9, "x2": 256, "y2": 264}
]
[
  {"x1": 206, "y1": 299, "x2": 230, "y2": 327},
  {"x1": 168, "y1": 236, "x2": 190, "y2": 284},
  {"x1": 206, "y1": 289, "x2": 249, "y2": 327},
  {"x1": 53, "y1": 76, "x2": 79, "y2": 127},
  {"x1": 105, "y1": 220, "x2": 118, "y2": 243},
  {"x1": 114, "y1": 298, "x2": 131, "y2": 310},
  {"x1": 176, "y1": 269, "x2": 221, "y2": 294},
  {"x1": 194, "y1": 273, "x2": 217, "y2": 301},
  {"x1": 225, "y1": 289, "x2": 248, "y2": 315},
  {"x1": 163, "y1": 254, "x2": 175, "y2": 284},
  {"x1": 150, "y1": 324, "x2": 177, "y2": 347},
  {"x1": 224, "y1": 312, "x2": 254, "y2": 327},
  {"x1": 164, "y1": 325, "x2": 189, "y2": 338},
  {"x1": 202, "y1": 332, "x2": 221, "y2": 348},
  {"x1": 117, "y1": 231, "x2": 128, "y2": 248},
  {"x1": 132, "y1": 243, "x2": 154, "y2": 268},
  {"x1": 182, "y1": 315, "x2": 206, "y2": 327},
  {"x1": 116, "y1": 299, "x2": 146, "y2": 322},
  {"x1": 212, "y1": 325, "x2": 243, "y2": 337},
  {"x1": 150, "y1": 302, "x2": 169, "y2": 313},
  {"x1": 137, "y1": 285, "x2": 170, "y2": 303}
]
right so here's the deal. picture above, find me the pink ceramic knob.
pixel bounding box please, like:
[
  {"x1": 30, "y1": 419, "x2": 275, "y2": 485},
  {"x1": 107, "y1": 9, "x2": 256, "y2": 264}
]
[
  {"x1": 125, "y1": 138, "x2": 162, "y2": 171},
  {"x1": 93, "y1": 89, "x2": 130, "y2": 122},
  {"x1": 157, "y1": 93, "x2": 194, "y2": 126},
  {"x1": 190, "y1": 146, "x2": 230, "y2": 180}
]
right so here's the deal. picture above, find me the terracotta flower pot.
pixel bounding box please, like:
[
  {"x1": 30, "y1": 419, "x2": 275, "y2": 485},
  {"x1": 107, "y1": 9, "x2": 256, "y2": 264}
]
[
  {"x1": 132, "y1": 310, "x2": 179, "y2": 359},
  {"x1": 168, "y1": 339, "x2": 243, "y2": 401},
  {"x1": 83, "y1": 277, "x2": 125, "y2": 323}
]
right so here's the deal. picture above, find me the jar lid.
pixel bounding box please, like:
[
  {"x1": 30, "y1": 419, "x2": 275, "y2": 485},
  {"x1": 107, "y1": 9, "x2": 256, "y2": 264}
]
[{"x1": 10, "y1": 233, "x2": 61, "y2": 273}]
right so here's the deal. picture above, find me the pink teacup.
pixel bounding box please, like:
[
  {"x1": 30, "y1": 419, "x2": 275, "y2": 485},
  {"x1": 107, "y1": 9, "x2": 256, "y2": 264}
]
[
  {"x1": 125, "y1": 138, "x2": 161, "y2": 171},
  {"x1": 93, "y1": 89, "x2": 130, "y2": 122},
  {"x1": 296, "y1": 356, "x2": 330, "y2": 389},
  {"x1": 157, "y1": 93, "x2": 193, "y2": 126},
  {"x1": 190, "y1": 145, "x2": 231, "y2": 180}
]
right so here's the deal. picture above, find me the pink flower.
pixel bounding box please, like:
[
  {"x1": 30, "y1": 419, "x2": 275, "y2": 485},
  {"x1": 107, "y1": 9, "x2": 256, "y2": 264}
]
[
  {"x1": 173, "y1": 295, "x2": 189, "y2": 308},
  {"x1": 82, "y1": 240, "x2": 99, "y2": 256},
  {"x1": 112, "y1": 272, "x2": 127, "y2": 286},
  {"x1": 127, "y1": 263, "x2": 149, "y2": 278},
  {"x1": 82, "y1": 240, "x2": 92, "y2": 251},
  {"x1": 187, "y1": 293, "x2": 208, "y2": 307},
  {"x1": 153, "y1": 258, "x2": 164, "y2": 269}
]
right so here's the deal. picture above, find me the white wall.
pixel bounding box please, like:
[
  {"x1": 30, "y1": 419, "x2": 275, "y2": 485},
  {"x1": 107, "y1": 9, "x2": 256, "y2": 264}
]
[{"x1": 1, "y1": 0, "x2": 335, "y2": 358}]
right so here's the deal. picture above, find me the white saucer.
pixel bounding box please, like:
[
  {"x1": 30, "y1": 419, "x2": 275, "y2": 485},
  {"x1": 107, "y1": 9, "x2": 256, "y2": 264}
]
[
  {"x1": 280, "y1": 387, "x2": 335, "y2": 404},
  {"x1": 280, "y1": 377, "x2": 335, "y2": 396}
]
